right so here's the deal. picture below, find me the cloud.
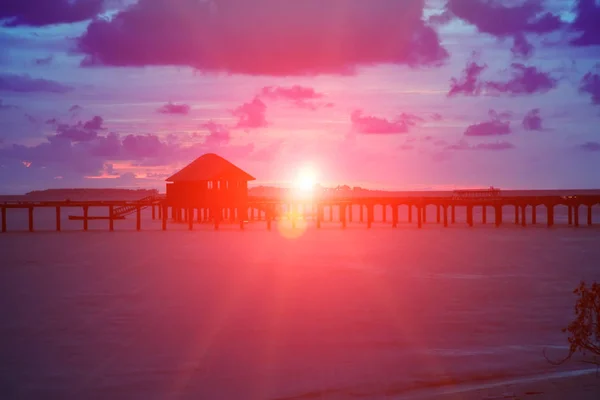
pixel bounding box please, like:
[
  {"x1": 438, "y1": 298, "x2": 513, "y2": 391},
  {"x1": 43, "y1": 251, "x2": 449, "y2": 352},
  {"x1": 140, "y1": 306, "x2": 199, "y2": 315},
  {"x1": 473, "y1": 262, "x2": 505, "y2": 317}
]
[
  {"x1": 448, "y1": 55, "x2": 487, "y2": 96},
  {"x1": 570, "y1": 0, "x2": 600, "y2": 47},
  {"x1": 449, "y1": 59, "x2": 557, "y2": 97},
  {"x1": 464, "y1": 110, "x2": 511, "y2": 136},
  {"x1": 53, "y1": 116, "x2": 105, "y2": 142},
  {"x1": 77, "y1": 0, "x2": 448, "y2": 75},
  {"x1": 200, "y1": 121, "x2": 230, "y2": 146},
  {"x1": 69, "y1": 104, "x2": 83, "y2": 112},
  {"x1": 580, "y1": 141, "x2": 600, "y2": 152},
  {"x1": 157, "y1": 102, "x2": 191, "y2": 115},
  {"x1": 33, "y1": 55, "x2": 53, "y2": 66},
  {"x1": 0, "y1": 99, "x2": 17, "y2": 110},
  {"x1": 446, "y1": 139, "x2": 515, "y2": 151},
  {"x1": 522, "y1": 108, "x2": 542, "y2": 131},
  {"x1": 580, "y1": 68, "x2": 600, "y2": 105},
  {"x1": 259, "y1": 85, "x2": 333, "y2": 110},
  {"x1": 351, "y1": 110, "x2": 422, "y2": 135},
  {"x1": 233, "y1": 97, "x2": 267, "y2": 129},
  {"x1": 485, "y1": 63, "x2": 558, "y2": 95},
  {"x1": 511, "y1": 33, "x2": 534, "y2": 59},
  {"x1": 0, "y1": 0, "x2": 104, "y2": 27},
  {"x1": 0, "y1": 73, "x2": 72, "y2": 93},
  {"x1": 445, "y1": 0, "x2": 562, "y2": 37}
]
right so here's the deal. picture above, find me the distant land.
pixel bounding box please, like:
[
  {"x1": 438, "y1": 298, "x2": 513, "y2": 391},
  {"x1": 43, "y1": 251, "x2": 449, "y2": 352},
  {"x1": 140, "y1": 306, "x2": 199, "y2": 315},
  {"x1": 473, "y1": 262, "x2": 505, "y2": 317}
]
[{"x1": 2, "y1": 186, "x2": 600, "y2": 203}]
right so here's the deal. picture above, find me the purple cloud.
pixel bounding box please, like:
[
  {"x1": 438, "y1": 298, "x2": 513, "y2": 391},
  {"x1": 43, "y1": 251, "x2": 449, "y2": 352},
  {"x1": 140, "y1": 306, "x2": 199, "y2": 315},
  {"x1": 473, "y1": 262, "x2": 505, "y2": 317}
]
[
  {"x1": 511, "y1": 33, "x2": 534, "y2": 59},
  {"x1": 485, "y1": 63, "x2": 558, "y2": 95},
  {"x1": 570, "y1": 0, "x2": 600, "y2": 47},
  {"x1": 465, "y1": 110, "x2": 512, "y2": 136},
  {"x1": 233, "y1": 97, "x2": 267, "y2": 129},
  {"x1": 448, "y1": 56, "x2": 487, "y2": 97},
  {"x1": 33, "y1": 55, "x2": 53, "y2": 66},
  {"x1": 351, "y1": 110, "x2": 422, "y2": 135},
  {"x1": 446, "y1": 0, "x2": 562, "y2": 37},
  {"x1": 446, "y1": 139, "x2": 515, "y2": 151},
  {"x1": 0, "y1": 99, "x2": 17, "y2": 110},
  {"x1": 157, "y1": 102, "x2": 191, "y2": 115},
  {"x1": 0, "y1": 0, "x2": 103, "y2": 27},
  {"x1": 54, "y1": 116, "x2": 105, "y2": 142},
  {"x1": 522, "y1": 109, "x2": 542, "y2": 131},
  {"x1": 77, "y1": 0, "x2": 448, "y2": 75},
  {"x1": 580, "y1": 69, "x2": 600, "y2": 105},
  {"x1": 260, "y1": 85, "x2": 331, "y2": 109},
  {"x1": 0, "y1": 73, "x2": 72, "y2": 93},
  {"x1": 580, "y1": 141, "x2": 600, "y2": 152},
  {"x1": 69, "y1": 104, "x2": 83, "y2": 112}
]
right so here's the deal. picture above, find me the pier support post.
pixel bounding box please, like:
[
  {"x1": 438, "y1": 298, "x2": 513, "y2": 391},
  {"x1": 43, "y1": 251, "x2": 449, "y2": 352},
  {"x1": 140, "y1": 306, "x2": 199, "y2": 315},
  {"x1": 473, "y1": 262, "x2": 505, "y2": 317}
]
[
  {"x1": 266, "y1": 205, "x2": 272, "y2": 231},
  {"x1": 514, "y1": 205, "x2": 519, "y2": 225},
  {"x1": 495, "y1": 205, "x2": 502, "y2": 227},
  {"x1": 348, "y1": 204, "x2": 353, "y2": 223},
  {"x1": 83, "y1": 206, "x2": 88, "y2": 231},
  {"x1": 588, "y1": 205, "x2": 593, "y2": 226},
  {"x1": 451, "y1": 205, "x2": 456, "y2": 224},
  {"x1": 1, "y1": 207, "x2": 5, "y2": 233},
  {"x1": 417, "y1": 206, "x2": 422, "y2": 229},
  {"x1": 436, "y1": 205, "x2": 441, "y2": 224},
  {"x1": 197, "y1": 208, "x2": 201, "y2": 223},
  {"x1": 367, "y1": 205, "x2": 374, "y2": 229},
  {"x1": 341, "y1": 204, "x2": 347, "y2": 229},
  {"x1": 568, "y1": 205, "x2": 573, "y2": 225},
  {"x1": 574, "y1": 205, "x2": 580, "y2": 227},
  {"x1": 521, "y1": 206, "x2": 527, "y2": 227},
  {"x1": 382, "y1": 204, "x2": 387, "y2": 223},
  {"x1": 532, "y1": 205, "x2": 537, "y2": 225},
  {"x1": 151, "y1": 205, "x2": 156, "y2": 220},
  {"x1": 467, "y1": 205, "x2": 473, "y2": 227},
  {"x1": 317, "y1": 204, "x2": 322, "y2": 229},
  {"x1": 329, "y1": 205, "x2": 333, "y2": 222},
  {"x1": 423, "y1": 205, "x2": 427, "y2": 223},
  {"x1": 360, "y1": 204, "x2": 364, "y2": 223},
  {"x1": 186, "y1": 208, "x2": 192, "y2": 231},
  {"x1": 56, "y1": 206, "x2": 61, "y2": 232},
  {"x1": 547, "y1": 205, "x2": 554, "y2": 228},
  {"x1": 239, "y1": 207, "x2": 245, "y2": 230},
  {"x1": 392, "y1": 205, "x2": 398, "y2": 228},
  {"x1": 157, "y1": 204, "x2": 162, "y2": 220},
  {"x1": 162, "y1": 205, "x2": 168, "y2": 231},
  {"x1": 28, "y1": 206, "x2": 34, "y2": 232},
  {"x1": 215, "y1": 207, "x2": 221, "y2": 231},
  {"x1": 482, "y1": 206, "x2": 487, "y2": 224},
  {"x1": 443, "y1": 205, "x2": 448, "y2": 227},
  {"x1": 137, "y1": 206, "x2": 142, "y2": 231},
  {"x1": 109, "y1": 205, "x2": 114, "y2": 231},
  {"x1": 408, "y1": 205, "x2": 413, "y2": 224}
]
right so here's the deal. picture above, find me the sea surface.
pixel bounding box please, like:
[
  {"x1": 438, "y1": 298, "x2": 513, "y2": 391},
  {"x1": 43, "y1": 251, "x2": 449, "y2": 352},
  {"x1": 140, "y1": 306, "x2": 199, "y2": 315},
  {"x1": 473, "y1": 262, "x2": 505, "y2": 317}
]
[{"x1": 1, "y1": 207, "x2": 600, "y2": 399}]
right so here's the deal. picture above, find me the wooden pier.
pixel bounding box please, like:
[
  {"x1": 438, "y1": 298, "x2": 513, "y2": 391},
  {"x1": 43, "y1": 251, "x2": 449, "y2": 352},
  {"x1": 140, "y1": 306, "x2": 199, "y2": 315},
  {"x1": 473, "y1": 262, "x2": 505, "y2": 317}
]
[{"x1": 1, "y1": 193, "x2": 600, "y2": 232}]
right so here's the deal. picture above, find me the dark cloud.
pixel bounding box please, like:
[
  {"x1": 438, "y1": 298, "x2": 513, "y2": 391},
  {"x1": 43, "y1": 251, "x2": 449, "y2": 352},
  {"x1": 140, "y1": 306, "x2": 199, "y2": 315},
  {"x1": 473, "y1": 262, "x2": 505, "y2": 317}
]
[
  {"x1": 69, "y1": 104, "x2": 83, "y2": 112},
  {"x1": 233, "y1": 97, "x2": 267, "y2": 129},
  {"x1": 511, "y1": 33, "x2": 534, "y2": 59},
  {"x1": 77, "y1": 0, "x2": 448, "y2": 75},
  {"x1": 0, "y1": 0, "x2": 103, "y2": 27},
  {"x1": 33, "y1": 55, "x2": 53, "y2": 66},
  {"x1": 580, "y1": 141, "x2": 600, "y2": 152},
  {"x1": 464, "y1": 110, "x2": 511, "y2": 136},
  {"x1": 580, "y1": 68, "x2": 600, "y2": 105},
  {"x1": 449, "y1": 60, "x2": 557, "y2": 97},
  {"x1": 486, "y1": 63, "x2": 558, "y2": 95},
  {"x1": 446, "y1": 0, "x2": 562, "y2": 37},
  {"x1": 157, "y1": 102, "x2": 191, "y2": 115},
  {"x1": 351, "y1": 110, "x2": 422, "y2": 135},
  {"x1": 259, "y1": 85, "x2": 333, "y2": 110},
  {"x1": 448, "y1": 55, "x2": 487, "y2": 96},
  {"x1": 0, "y1": 73, "x2": 72, "y2": 93},
  {"x1": 53, "y1": 116, "x2": 105, "y2": 142},
  {"x1": 570, "y1": 0, "x2": 600, "y2": 47},
  {"x1": 522, "y1": 108, "x2": 542, "y2": 131}
]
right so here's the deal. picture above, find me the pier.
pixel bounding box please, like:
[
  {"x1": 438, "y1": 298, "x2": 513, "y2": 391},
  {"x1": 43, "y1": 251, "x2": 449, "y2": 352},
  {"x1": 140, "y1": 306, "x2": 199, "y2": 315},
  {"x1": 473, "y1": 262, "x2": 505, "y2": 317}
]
[{"x1": 1, "y1": 192, "x2": 599, "y2": 232}]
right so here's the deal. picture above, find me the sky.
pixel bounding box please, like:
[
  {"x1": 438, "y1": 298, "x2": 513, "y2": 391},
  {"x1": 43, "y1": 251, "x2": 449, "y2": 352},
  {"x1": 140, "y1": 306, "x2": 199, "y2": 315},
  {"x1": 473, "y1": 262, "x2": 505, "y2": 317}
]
[{"x1": 0, "y1": 0, "x2": 599, "y2": 194}]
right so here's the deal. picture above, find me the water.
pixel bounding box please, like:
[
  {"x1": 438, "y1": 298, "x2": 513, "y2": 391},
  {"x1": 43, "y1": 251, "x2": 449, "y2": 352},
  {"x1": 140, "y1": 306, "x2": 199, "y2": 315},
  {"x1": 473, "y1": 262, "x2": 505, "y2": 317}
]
[{"x1": 1, "y1": 212, "x2": 599, "y2": 399}]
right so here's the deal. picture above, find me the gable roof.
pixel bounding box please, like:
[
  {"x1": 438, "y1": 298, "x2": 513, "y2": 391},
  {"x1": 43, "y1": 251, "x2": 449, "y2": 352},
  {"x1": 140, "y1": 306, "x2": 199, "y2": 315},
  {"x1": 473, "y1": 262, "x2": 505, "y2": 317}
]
[{"x1": 166, "y1": 153, "x2": 256, "y2": 182}]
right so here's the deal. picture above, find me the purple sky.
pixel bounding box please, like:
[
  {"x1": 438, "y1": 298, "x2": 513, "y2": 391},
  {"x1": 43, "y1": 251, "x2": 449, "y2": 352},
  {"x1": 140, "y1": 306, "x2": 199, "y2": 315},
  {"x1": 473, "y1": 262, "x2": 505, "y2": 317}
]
[{"x1": 0, "y1": 0, "x2": 599, "y2": 194}]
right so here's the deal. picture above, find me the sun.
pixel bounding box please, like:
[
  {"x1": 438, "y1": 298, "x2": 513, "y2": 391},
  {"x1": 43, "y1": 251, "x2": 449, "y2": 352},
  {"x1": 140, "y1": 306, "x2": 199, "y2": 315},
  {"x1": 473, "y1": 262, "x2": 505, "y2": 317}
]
[{"x1": 293, "y1": 165, "x2": 318, "y2": 194}]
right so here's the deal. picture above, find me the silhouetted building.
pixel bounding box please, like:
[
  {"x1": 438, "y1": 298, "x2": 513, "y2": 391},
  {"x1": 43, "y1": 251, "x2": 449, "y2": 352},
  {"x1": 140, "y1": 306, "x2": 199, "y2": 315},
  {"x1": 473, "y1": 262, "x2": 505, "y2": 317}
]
[{"x1": 166, "y1": 153, "x2": 255, "y2": 219}]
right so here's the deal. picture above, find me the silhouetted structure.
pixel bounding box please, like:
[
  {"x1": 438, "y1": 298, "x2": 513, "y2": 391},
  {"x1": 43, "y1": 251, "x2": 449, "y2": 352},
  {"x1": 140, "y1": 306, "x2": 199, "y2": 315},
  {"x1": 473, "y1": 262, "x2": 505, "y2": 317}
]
[
  {"x1": 165, "y1": 153, "x2": 255, "y2": 224},
  {"x1": 453, "y1": 187, "x2": 501, "y2": 200}
]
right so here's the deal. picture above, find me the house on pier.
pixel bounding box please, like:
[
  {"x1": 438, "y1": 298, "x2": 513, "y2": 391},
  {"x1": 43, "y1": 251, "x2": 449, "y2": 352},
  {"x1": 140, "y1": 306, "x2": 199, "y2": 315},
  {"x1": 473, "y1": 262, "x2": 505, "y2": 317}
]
[{"x1": 165, "y1": 153, "x2": 255, "y2": 220}]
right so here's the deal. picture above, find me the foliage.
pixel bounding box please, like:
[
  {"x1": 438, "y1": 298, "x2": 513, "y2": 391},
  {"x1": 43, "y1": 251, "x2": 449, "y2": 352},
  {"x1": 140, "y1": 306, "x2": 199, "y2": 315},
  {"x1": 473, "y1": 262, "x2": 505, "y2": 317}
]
[{"x1": 546, "y1": 281, "x2": 600, "y2": 366}]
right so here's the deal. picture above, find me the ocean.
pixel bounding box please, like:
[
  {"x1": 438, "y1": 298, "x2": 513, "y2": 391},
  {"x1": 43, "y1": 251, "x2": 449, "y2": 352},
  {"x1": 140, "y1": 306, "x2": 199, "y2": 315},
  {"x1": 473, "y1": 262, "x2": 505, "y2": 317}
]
[{"x1": 1, "y1": 207, "x2": 599, "y2": 399}]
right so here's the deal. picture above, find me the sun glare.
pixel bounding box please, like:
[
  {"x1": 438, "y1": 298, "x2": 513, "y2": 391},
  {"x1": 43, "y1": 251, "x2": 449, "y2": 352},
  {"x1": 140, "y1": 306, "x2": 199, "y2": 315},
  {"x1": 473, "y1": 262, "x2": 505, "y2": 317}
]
[{"x1": 293, "y1": 165, "x2": 318, "y2": 194}]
